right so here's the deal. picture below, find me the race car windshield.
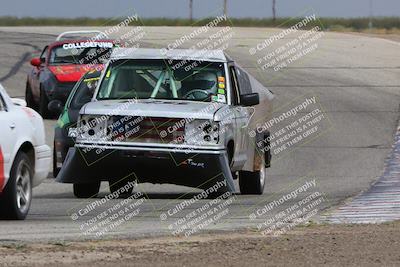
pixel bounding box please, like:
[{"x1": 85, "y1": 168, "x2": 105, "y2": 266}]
[
  {"x1": 49, "y1": 42, "x2": 114, "y2": 65},
  {"x1": 96, "y1": 59, "x2": 227, "y2": 103}
]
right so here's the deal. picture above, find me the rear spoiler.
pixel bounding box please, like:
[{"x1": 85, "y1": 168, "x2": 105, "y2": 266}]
[{"x1": 56, "y1": 30, "x2": 108, "y2": 41}]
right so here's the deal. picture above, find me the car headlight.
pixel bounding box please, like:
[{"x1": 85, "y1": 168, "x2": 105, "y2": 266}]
[
  {"x1": 184, "y1": 120, "x2": 219, "y2": 145},
  {"x1": 67, "y1": 127, "x2": 78, "y2": 138},
  {"x1": 77, "y1": 115, "x2": 110, "y2": 142}
]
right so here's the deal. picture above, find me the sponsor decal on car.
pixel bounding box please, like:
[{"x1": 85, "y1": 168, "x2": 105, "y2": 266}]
[
  {"x1": 217, "y1": 94, "x2": 226, "y2": 103},
  {"x1": 62, "y1": 42, "x2": 114, "y2": 50},
  {"x1": 181, "y1": 158, "x2": 205, "y2": 168}
]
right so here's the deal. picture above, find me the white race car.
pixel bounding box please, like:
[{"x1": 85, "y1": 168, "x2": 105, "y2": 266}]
[{"x1": 0, "y1": 84, "x2": 51, "y2": 220}]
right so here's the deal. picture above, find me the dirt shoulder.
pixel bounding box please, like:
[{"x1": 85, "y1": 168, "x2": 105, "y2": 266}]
[{"x1": 1, "y1": 222, "x2": 399, "y2": 267}]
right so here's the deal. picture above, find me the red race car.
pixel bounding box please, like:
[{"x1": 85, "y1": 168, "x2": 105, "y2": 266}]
[{"x1": 26, "y1": 31, "x2": 119, "y2": 118}]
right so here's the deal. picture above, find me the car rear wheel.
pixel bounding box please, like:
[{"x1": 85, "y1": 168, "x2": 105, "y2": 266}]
[
  {"x1": 239, "y1": 152, "x2": 266, "y2": 195},
  {"x1": 39, "y1": 88, "x2": 51, "y2": 119},
  {"x1": 73, "y1": 182, "x2": 100, "y2": 198},
  {"x1": 0, "y1": 152, "x2": 32, "y2": 220}
]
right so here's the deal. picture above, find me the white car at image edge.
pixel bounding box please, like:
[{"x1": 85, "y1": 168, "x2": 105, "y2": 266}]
[{"x1": 0, "y1": 84, "x2": 51, "y2": 220}]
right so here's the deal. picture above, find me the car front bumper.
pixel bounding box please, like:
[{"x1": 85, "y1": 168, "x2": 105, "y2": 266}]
[
  {"x1": 33, "y1": 144, "x2": 51, "y2": 187},
  {"x1": 45, "y1": 81, "x2": 76, "y2": 103},
  {"x1": 56, "y1": 144, "x2": 235, "y2": 192}
]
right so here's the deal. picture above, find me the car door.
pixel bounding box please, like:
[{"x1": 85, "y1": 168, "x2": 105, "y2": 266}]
[
  {"x1": 0, "y1": 92, "x2": 18, "y2": 179},
  {"x1": 228, "y1": 65, "x2": 251, "y2": 168}
]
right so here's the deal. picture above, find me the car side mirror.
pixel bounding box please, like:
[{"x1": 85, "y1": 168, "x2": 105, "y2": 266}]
[
  {"x1": 48, "y1": 100, "x2": 64, "y2": 113},
  {"x1": 11, "y1": 98, "x2": 27, "y2": 107},
  {"x1": 240, "y1": 93, "x2": 259, "y2": 106},
  {"x1": 30, "y1": 58, "x2": 41, "y2": 67}
]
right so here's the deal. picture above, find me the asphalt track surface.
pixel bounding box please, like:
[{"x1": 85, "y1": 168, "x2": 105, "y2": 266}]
[{"x1": 0, "y1": 27, "x2": 399, "y2": 242}]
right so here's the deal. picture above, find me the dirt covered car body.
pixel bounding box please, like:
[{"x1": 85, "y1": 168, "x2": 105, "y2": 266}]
[{"x1": 56, "y1": 48, "x2": 274, "y2": 197}]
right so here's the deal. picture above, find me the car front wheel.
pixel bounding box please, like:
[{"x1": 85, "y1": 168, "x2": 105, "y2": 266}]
[
  {"x1": 52, "y1": 144, "x2": 60, "y2": 178},
  {"x1": 0, "y1": 152, "x2": 33, "y2": 220},
  {"x1": 39, "y1": 88, "x2": 51, "y2": 119},
  {"x1": 239, "y1": 152, "x2": 266, "y2": 195},
  {"x1": 25, "y1": 83, "x2": 37, "y2": 110}
]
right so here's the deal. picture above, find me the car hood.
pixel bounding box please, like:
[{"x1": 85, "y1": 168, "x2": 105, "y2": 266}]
[
  {"x1": 81, "y1": 99, "x2": 226, "y2": 120},
  {"x1": 48, "y1": 64, "x2": 103, "y2": 83}
]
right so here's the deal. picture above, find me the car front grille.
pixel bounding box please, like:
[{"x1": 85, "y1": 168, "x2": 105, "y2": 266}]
[{"x1": 111, "y1": 116, "x2": 185, "y2": 144}]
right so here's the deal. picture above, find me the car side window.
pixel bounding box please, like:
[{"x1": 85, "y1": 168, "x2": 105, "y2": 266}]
[
  {"x1": 229, "y1": 66, "x2": 240, "y2": 105},
  {"x1": 40, "y1": 46, "x2": 48, "y2": 63},
  {"x1": 235, "y1": 67, "x2": 252, "y2": 95},
  {"x1": 70, "y1": 78, "x2": 98, "y2": 109}
]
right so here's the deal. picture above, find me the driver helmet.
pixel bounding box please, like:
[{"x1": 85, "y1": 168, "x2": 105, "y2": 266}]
[{"x1": 192, "y1": 71, "x2": 218, "y2": 94}]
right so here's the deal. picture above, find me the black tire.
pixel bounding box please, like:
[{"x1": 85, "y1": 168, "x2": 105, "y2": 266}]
[
  {"x1": 0, "y1": 153, "x2": 33, "y2": 220},
  {"x1": 73, "y1": 182, "x2": 101, "y2": 198},
  {"x1": 239, "y1": 153, "x2": 266, "y2": 195},
  {"x1": 227, "y1": 143, "x2": 237, "y2": 180},
  {"x1": 109, "y1": 179, "x2": 134, "y2": 198},
  {"x1": 52, "y1": 144, "x2": 60, "y2": 178},
  {"x1": 25, "y1": 83, "x2": 37, "y2": 110},
  {"x1": 39, "y1": 88, "x2": 51, "y2": 119}
]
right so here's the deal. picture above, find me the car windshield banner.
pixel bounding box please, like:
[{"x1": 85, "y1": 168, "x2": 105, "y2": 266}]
[{"x1": 62, "y1": 42, "x2": 114, "y2": 50}]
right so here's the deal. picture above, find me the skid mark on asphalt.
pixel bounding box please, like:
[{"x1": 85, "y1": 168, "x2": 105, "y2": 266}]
[
  {"x1": 0, "y1": 42, "x2": 43, "y2": 82},
  {"x1": 323, "y1": 124, "x2": 400, "y2": 223},
  {"x1": 11, "y1": 42, "x2": 42, "y2": 52},
  {"x1": 0, "y1": 52, "x2": 31, "y2": 83},
  {"x1": 0, "y1": 31, "x2": 54, "y2": 83}
]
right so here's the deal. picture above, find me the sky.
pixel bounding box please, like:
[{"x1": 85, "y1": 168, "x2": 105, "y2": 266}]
[{"x1": 1, "y1": 0, "x2": 399, "y2": 18}]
